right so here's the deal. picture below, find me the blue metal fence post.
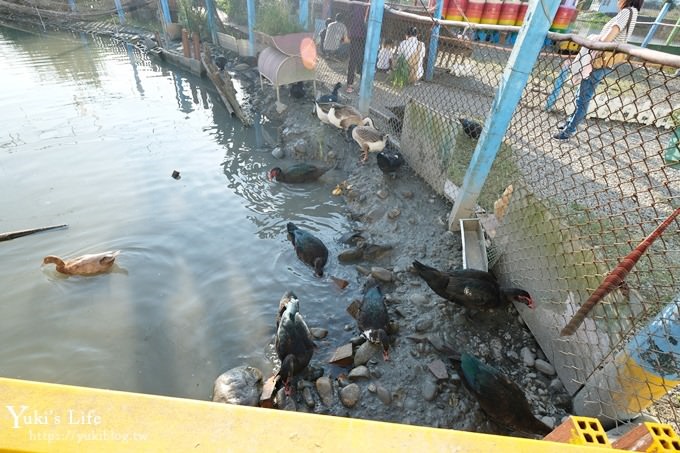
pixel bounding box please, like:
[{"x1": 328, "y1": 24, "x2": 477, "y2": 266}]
[
  {"x1": 159, "y1": 0, "x2": 172, "y2": 24},
  {"x1": 114, "y1": 0, "x2": 126, "y2": 25},
  {"x1": 205, "y1": 0, "x2": 218, "y2": 44},
  {"x1": 300, "y1": 0, "x2": 309, "y2": 29},
  {"x1": 358, "y1": 0, "x2": 385, "y2": 114},
  {"x1": 247, "y1": 0, "x2": 256, "y2": 57},
  {"x1": 425, "y1": 0, "x2": 445, "y2": 81},
  {"x1": 448, "y1": 0, "x2": 561, "y2": 230},
  {"x1": 641, "y1": 0, "x2": 672, "y2": 48}
]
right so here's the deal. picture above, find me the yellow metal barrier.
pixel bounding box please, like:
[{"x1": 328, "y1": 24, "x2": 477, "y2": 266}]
[{"x1": 0, "y1": 377, "x2": 618, "y2": 452}]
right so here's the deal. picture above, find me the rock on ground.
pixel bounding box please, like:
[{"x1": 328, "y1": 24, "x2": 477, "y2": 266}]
[{"x1": 212, "y1": 365, "x2": 263, "y2": 406}]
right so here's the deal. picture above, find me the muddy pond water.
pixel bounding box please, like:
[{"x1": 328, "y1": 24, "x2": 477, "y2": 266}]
[{"x1": 0, "y1": 26, "x2": 354, "y2": 399}]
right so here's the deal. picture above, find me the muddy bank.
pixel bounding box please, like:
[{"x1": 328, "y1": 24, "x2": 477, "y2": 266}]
[{"x1": 241, "y1": 67, "x2": 572, "y2": 435}]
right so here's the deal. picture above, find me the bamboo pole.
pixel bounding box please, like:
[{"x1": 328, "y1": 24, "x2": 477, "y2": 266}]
[{"x1": 0, "y1": 224, "x2": 68, "y2": 242}]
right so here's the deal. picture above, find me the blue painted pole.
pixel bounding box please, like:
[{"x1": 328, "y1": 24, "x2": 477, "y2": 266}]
[
  {"x1": 425, "y1": 0, "x2": 445, "y2": 81},
  {"x1": 358, "y1": 0, "x2": 385, "y2": 114},
  {"x1": 114, "y1": 0, "x2": 126, "y2": 25},
  {"x1": 641, "y1": 0, "x2": 672, "y2": 48},
  {"x1": 247, "y1": 0, "x2": 256, "y2": 57},
  {"x1": 159, "y1": 0, "x2": 172, "y2": 24},
  {"x1": 448, "y1": 0, "x2": 561, "y2": 229},
  {"x1": 299, "y1": 0, "x2": 309, "y2": 30},
  {"x1": 205, "y1": 0, "x2": 218, "y2": 44}
]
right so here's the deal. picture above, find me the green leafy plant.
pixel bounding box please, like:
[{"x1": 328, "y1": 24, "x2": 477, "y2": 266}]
[
  {"x1": 255, "y1": 0, "x2": 304, "y2": 35},
  {"x1": 178, "y1": 0, "x2": 207, "y2": 36},
  {"x1": 388, "y1": 55, "x2": 410, "y2": 89},
  {"x1": 215, "y1": 0, "x2": 250, "y2": 26},
  {"x1": 671, "y1": 109, "x2": 680, "y2": 127}
]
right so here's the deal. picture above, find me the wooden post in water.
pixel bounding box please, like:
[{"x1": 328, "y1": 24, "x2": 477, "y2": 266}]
[
  {"x1": 192, "y1": 33, "x2": 201, "y2": 61},
  {"x1": 182, "y1": 29, "x2": 191, "y2": 58}
]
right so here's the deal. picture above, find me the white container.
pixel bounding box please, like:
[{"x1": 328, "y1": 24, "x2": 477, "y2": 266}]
[{"x1": 459, "y1": 218, "x2": 488, "y2": 272}]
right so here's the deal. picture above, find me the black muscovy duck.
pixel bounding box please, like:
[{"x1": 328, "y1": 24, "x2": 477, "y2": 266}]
[
  {"x1": 316, "y1": 82, "x2": 342, "y2": 104},
  {"x1": 275, "y1": 296, "x2": 314, "y2": 395},
  {"x1": 348, "y1": 284, "x2": 390, "y2": 360},
  {"x1": 453, "y1": 352, "x2": 552, "y2": 436},
  {"x1": 214, "y1": 55, "x2": 228, "y2": 71},
  {"x1": 268, "y1": 163, "x2": 330, "y2": 183},
  {"x1": 459, "y1": 118, "x2": 483, "y2": 140},
  {"x1": 376, "y1": 149, "x2": 404, "y2": 176},
  {"x1": 412, "y1": 260, "x2": 534, "y2": 312},
  {"x1": 287, "y1": 223, "x2": 328, "y2": 277},
  {"x1": 289, "y1": 81, "x2": 305, "y2": 99}
]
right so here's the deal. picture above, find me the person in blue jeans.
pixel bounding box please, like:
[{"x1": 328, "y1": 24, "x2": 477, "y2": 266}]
[{"x1": 553, "y1": 0, "x2": 642, "y2": 140}]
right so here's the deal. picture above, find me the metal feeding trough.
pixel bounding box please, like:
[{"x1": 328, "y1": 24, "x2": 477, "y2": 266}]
[
  {"x1": 257, "y1": 32, "x2": 317, "y2": 112},
  {"x1": 460, "y1": 218, "x2": 489, "y2": 272}
]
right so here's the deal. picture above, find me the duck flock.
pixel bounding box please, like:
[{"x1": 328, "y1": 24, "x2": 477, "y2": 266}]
[
  {"x1": 260, "y1": 82, "x2": 553, "y2": 436},
  {"x1": 40, "y1": 81, "x2": 556, "y2": 437}
]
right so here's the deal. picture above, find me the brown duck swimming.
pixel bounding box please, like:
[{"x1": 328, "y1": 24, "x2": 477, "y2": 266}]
[
  {"x1": 43, "y1": 251, "x2": 121, "y2": 276},
  {"x1": 268, "y1": 163, "x2": 330, "y2": 183},
  {"x1": 454, "y1": 352, "x2": 552, "y2": 436},
  {"x1": 412, "y1": 260, "x2": 534, "y2": 311}
]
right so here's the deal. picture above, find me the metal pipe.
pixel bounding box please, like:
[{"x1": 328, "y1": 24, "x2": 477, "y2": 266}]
[
  {"x1": 385, "y1": 5, "x2": 522, "y2": 32},
  {"x1": 113, "y1": 0, "x2": 126, "y2": 25},
  {"x1": 159, "y1": 0, "x2": 172, "y2": 24},
  {"x1": 359, "y1": 0, "x2": 385, "y2": 114},
  {"x1": 425, "y1": 0, "x2": 445, "y2": 81},
  {"x1": 641, "y1": 0, "x2": 672, "y2": 48},
  {"x1": 448, "y1": 0, "x2": 562, "y2": 230},
  {"x1": 247, "y1": 0, "x2": 256, "y2": 57},
  {"x1": 549, "y1": 32, "x2": 680, "y2": 68},
  {"x1": 665, "y1": 15, "x2": 680, "y2": 46},
  {"x1": 300, "y1": 0, "x2": 309, "y2": 29},
  {"x1": 205, "y1": 0, "x2": 218, "y2": 44}
]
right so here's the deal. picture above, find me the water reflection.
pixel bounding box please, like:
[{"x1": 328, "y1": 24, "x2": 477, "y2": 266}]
[{"x1": 0, "y1": 26, "x2": 353, "y2": 399}]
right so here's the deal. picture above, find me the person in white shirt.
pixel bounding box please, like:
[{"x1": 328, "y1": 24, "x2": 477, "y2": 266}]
[
  {"x1": 376, "y1": 39, "x2": 395, "y2": 72},
  {"x1": 323, "y1": 13, "x2": 349, "y2": 59},
  {"x1": 396, "y1": 27, "x2": 426, "y2": 82},
  {"x1": 553, "y1": 0, "x2": 642, "y2": 140}
]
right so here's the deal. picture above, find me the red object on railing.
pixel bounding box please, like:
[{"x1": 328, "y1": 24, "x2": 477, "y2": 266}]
[
  {"x1": 561, "y1": 207, "x2": 680, "y2": 336},
  {"x1": 498, "y1": 0, "x2": 520, "y2": 26},
  {"x1": 465, "y1": 0, "x2": 485, "y2": 23},
  {"x1": 550, "y1": 5, "x2": 577, "y2": 32},
  {"x1": 514, "y1": 1, "x2": 529, "y2": 26},
  {"x1": 445, "y1": 0, "x2": 468, "y2": 21},
  {"x1": 480, "y1": 0, "x2": 502, "y2": 25}
]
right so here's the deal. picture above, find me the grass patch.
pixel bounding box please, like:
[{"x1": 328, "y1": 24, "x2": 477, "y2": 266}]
[{"x1": 447, "y1": 133, "x2": 518, "y2": 212}]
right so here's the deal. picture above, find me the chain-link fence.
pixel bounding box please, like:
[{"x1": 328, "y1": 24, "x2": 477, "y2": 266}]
[{"x1": 313, "y1": 0, "x2": 680, "y2": 430}]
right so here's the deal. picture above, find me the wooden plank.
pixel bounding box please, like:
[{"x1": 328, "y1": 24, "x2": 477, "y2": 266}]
[{"x1": 201, "y1": 45, "x2": 251, "y2": 126}]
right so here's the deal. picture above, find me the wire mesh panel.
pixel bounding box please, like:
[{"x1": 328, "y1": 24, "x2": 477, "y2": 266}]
[
  {"x1": 486, "y1": 36, "x2": 680, "y2": 428},
  {"x1": 313, "y1": 0, "x2": 680, "y2": 430}
]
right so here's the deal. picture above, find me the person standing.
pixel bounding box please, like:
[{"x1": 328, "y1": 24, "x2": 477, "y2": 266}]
[
  {"x1": 345, "y1": 0, "x2": 368, "y2": 93},
  {"x1": 553, "y1": 0, "x2": 642, "y2": 140}
]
